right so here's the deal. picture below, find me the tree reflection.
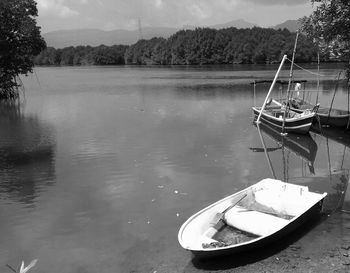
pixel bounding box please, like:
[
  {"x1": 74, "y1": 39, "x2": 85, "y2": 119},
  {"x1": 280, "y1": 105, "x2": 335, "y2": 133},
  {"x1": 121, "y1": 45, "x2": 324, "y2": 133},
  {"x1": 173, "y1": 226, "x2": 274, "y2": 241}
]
[{"x1": 0, "y1": 101, "x2": 56, "y2": 206}]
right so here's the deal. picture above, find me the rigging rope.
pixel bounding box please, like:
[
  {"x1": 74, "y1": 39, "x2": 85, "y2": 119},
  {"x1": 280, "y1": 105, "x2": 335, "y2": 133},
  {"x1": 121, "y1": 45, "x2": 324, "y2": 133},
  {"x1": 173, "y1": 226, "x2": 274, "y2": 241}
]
[{"x1": 285, "y1": 57, "x2": 328, "y2": 77}]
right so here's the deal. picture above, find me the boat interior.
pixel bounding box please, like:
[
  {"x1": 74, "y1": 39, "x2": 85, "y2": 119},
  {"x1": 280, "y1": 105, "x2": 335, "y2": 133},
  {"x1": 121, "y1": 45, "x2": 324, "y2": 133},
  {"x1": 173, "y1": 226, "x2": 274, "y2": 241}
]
[
  {"x1": 180, "y1": 179, "x2": 325, "y2": 250},
  {"x1": 291, "y1": 99, "x2": 349, "y2": 116},
  {"x1": 259, "y1": 105, "x2": 299, "y2": 119}
]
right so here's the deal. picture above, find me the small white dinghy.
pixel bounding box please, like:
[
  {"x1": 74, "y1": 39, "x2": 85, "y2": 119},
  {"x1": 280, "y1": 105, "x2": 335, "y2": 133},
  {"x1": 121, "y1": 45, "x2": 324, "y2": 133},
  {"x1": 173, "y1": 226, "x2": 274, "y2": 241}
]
[{"x1": 178, "y1": 178, "x2": 327, "y2": 258}]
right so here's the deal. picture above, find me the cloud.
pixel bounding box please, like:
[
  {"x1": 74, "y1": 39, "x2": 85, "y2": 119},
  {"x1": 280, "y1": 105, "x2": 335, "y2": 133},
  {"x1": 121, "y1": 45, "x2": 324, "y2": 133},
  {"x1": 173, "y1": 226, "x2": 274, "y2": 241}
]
[
  {"x1": 153, "y1": 0, "x2": 163, "y2": 9},
  {"x1": 37, "y1": 0, "x2": 79, "y2": 18},
  {"x1": 37, "y1": 0, "x2": 313, "y2": 33},
  {"x1": 188, "y1": 3, "x2": 211, "y2": 20}
]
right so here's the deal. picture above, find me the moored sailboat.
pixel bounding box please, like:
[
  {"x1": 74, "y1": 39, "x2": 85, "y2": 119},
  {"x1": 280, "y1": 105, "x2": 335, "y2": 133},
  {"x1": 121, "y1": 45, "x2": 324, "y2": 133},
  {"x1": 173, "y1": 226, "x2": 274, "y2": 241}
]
[
  {"x1": 252, "y1": 55, "x2": 317, "y2": 135},
  {"x1": 288, "y1": 97, "x2": 350, "y2": 129}
]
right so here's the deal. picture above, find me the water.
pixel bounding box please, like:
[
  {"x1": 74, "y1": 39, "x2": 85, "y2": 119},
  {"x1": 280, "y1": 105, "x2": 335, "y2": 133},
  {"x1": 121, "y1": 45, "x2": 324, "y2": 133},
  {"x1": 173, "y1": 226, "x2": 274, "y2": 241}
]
[{"x1": 0, "y1": 64, "x2": 349, "y2": 272}]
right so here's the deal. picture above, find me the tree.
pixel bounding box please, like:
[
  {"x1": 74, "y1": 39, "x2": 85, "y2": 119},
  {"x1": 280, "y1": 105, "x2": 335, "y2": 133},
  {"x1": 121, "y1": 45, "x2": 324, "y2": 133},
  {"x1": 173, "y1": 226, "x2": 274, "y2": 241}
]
[
  {"x1": 301, "y1": 0, "x2": 350, "y2": 77},
  {"x1": 0, "y1": 0, "x2": 46, "y2": 99}
]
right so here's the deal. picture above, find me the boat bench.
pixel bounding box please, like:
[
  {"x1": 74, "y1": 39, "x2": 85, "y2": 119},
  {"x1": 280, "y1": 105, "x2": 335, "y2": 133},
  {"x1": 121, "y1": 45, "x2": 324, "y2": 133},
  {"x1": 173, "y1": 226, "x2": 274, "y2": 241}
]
[{"x1": 224, "y1": 206, "x2": 290, "y2": 237}]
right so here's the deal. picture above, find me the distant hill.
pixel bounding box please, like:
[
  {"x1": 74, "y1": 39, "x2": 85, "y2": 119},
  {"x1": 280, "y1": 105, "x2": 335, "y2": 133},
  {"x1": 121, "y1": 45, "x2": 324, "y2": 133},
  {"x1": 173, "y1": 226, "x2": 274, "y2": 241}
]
[
  {"x1": 43, "y1": 19, "x2": 300, "y2": 48},
  {"x1": 183, "y1": 19, "x2": 256, "y2": 30},
  {"x1": 210, "y1": 19, "x2": 257, "y2": 29},
  {"x1": 43, "y1": 27, "x2": 178, "y2": 48},
  {"x1": 272, "y1": 20, "x2": 300, "y2": 32}
]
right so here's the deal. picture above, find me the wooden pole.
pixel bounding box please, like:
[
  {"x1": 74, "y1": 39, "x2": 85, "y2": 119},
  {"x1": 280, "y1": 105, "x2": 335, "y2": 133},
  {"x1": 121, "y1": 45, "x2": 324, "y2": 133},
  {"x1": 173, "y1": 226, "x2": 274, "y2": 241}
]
[
  {"x1": 253, "y1": 81, "x2": 256, "y2": 107},
  {"x1": 256, "y1": 54, "x2": 287, "y2": 123},
  {"x1": 327, "y1": 71, "x2": 342, "y2": 121},
  {"x1": 347, "y1": 83, "x2": 350, "y2": 129},
  {"x1": 282, "y1": 31, "x2": 299, "y2": 135},
  {"x1": 316, "y1": 51, "x2": 320, "y2": 104},
  {"x1": 286, "y1": 31, "x2": 299, "y2": 97}
]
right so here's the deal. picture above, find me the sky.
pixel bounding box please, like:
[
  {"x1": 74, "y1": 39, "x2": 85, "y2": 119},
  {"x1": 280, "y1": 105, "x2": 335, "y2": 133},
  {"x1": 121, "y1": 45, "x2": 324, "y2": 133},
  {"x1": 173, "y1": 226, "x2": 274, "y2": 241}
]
[{"x1": 36, "y1": 0, "x2": 315, "y2": 33}]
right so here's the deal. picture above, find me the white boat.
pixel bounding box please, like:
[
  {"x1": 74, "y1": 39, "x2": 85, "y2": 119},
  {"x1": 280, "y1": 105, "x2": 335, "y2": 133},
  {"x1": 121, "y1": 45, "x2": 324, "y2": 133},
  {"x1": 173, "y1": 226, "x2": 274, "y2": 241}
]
[{"x1": 178, "y1": 178, "x2": 327, "y2": 258}]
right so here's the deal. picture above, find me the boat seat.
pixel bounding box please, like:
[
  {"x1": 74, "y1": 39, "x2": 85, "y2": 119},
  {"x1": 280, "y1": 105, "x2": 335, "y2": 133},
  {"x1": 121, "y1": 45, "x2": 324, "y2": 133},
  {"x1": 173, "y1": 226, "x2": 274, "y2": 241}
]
[{"x1": 224, "y1": 206, "x2": 289, "y2": 237}]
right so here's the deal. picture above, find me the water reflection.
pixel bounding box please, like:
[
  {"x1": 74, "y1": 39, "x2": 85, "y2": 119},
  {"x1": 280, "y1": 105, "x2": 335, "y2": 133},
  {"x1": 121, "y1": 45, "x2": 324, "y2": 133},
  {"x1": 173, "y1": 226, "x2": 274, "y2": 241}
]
[
  {"x1": 311, "y1": 127, "x2": 350, "y2": 213},
  {"x1": 8, "y1": 65, "x2": 350, "y2": 272},
  {"x1": 0, "y1": 101, "x2": 55, "y2": 206},
  {"x1": 251, "y1": 123, "x2": 349, "y2": 214},
  {"x1": 252, "y1": 123, "x2": 317, "y2": 176}
]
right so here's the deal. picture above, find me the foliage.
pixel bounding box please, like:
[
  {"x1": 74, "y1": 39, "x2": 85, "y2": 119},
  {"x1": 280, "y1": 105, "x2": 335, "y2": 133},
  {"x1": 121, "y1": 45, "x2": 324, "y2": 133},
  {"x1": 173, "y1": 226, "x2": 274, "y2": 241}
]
[
  {"x1": 301, "y1": 0, "x2": 350, "y2": 77},
  {"x1": 124, "y1": 27, "x2": 318, "y2": 65},
  {"x1": 36, "y1": 27, "x2": 323, "y2": 67},
  {"x1": 0, "y1": 0, "x2": 46, "y2": 99},
  {"x1": 35, "y1": 45, "x2": 128, "y2": 66}
]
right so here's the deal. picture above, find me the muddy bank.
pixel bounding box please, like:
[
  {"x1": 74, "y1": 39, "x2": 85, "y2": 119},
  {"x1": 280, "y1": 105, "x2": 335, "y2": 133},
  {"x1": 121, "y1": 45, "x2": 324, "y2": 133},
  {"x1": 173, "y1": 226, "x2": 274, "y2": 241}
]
[{"x1": 178, "y1": 212, "x2": 350, "y2": 273}]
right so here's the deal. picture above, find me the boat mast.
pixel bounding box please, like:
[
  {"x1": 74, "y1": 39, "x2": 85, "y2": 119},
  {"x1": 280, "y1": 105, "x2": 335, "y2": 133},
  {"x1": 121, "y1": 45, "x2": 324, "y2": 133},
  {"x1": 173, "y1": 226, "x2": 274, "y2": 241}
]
[
  {"x1": 256, "y1": 54, "x2": 287, "y2": 123},
  {"x1": 286, "y1": 31, "x2": 299, "y2": 96},
  {"x1": 316, "y1": 50, "x2": 320, "y2": 104},
  {"x1": 282, "y1": 31, "x2": 299, "y2": 136},
  {"x1": 347, "y1": 84, "x2": 350, "y2": 129}
]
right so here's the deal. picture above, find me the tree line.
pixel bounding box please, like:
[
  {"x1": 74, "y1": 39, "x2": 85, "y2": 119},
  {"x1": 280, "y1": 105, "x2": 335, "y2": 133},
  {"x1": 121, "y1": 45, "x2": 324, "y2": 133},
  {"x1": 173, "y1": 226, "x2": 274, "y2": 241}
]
[
  {"x1": 35, "y1": 27, "x2": 340, "y2": 67},
  {"x1": 2, "y1": 0, "x2": 349, "y2": 101},
  {"x1": 34, "y1": 45, "x2": 128, "y2": 66}
]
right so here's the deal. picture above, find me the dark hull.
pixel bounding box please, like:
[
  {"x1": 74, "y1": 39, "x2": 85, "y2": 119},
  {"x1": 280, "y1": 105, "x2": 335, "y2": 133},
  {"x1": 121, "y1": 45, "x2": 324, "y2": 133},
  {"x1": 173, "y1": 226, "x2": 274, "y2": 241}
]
[
  {"x1": 252, "y1": 107, "x2": 314, "y2": 135},
  {"x1": 317, "y1": 114, "x2": 350, "y2": 128},
  {"x1": 289, "y1": 99, "x2": 350, "y2": 129},
  {"x1": 191, "y1": 201, "x2": 323, "y2": 259}
]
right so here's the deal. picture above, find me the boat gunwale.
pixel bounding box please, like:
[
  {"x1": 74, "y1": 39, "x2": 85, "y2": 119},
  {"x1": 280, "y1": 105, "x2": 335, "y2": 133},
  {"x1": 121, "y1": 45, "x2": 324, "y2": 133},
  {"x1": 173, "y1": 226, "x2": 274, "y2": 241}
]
[
  {"x1": 251, "y1": 106, "x2": 316, "y2": 123},
  {"x1": 252, "y1": 107, "x2": 314, "y2": 134},
  {"x1": 276, "y1": 98, "x2": 350, "y2": 118},
  {"x1": 254, "y1": 115, "x2": 313, "y2": 131}
]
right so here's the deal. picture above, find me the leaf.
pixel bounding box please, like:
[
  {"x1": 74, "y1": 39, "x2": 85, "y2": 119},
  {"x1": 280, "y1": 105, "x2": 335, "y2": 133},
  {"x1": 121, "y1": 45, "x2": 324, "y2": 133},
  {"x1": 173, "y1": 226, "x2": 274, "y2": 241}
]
[{"x1": 19, "y1": 259, "x2": 37, "y2": 273}]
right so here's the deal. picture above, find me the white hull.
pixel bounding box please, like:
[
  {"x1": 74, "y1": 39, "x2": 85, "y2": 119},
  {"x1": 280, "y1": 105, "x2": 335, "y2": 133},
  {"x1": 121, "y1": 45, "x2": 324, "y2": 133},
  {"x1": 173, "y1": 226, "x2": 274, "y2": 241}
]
[{"x1": 178, "y1": 179, "x2": 327, "y2": 258}]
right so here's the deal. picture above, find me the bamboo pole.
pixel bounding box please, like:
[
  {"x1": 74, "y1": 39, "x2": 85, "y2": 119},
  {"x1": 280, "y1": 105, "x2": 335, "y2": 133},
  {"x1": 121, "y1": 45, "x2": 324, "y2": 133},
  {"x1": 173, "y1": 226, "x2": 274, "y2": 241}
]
[
  {"x1": 327, "y1": 71, "x2": 342, "y2": 121},
  {"x1": 282, "y1": 31, "x2": 299, "y2": 135},
  {"x1": 256, "y1": 54, "x2": 287, "y2": 123},
  {"x1": 253, "y1": 81, "x2": 256, "y2": 107},
  {"x1": 316, "y1": 51, "x2": 320, "y2": 104},
  {"x1": 347, "y1": 84, "x2": 350, "y2": 129},
  {"x1": 286, "y1": 31, "x2": 299, "y2": 97}
]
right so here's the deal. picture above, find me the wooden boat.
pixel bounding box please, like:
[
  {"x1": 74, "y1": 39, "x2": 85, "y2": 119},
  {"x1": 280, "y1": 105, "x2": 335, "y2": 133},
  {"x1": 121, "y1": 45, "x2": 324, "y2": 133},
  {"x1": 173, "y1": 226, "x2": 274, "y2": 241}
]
[
  {"x1": 252, "y1": 55, "x2": 317, "y2": 135},
  {"x1": 178, "y1": 178, "x2": 327, "y2": 258},
  {"x1": 288, "y1": 98, "x2": 350, "y2": 129},
  {"x1": 252, "y1": 104, "x2": 316, "y2": 135}
]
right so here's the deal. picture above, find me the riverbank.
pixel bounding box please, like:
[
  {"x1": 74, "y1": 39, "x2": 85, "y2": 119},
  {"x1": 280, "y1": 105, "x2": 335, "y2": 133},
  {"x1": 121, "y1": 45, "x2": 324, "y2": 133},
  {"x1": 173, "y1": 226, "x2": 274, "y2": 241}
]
[{"x1": 179, "y1": 212, "x2": 350, "y2": 273}]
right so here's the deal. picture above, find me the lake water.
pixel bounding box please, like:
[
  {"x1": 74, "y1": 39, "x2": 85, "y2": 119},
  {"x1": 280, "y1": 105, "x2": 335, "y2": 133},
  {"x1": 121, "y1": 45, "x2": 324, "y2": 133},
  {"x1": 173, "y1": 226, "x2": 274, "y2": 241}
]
[{"x1": 1, "y1": 64, "x2": 350, "y2": 272}]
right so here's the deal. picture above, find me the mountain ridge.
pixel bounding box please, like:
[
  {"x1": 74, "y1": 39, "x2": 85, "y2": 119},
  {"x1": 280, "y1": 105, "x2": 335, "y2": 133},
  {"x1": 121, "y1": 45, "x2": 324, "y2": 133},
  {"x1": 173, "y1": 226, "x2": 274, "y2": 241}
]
[
  {"x1": 43, "y1": 19, "x2": 298, "y2": 48},
  {"x1": 272, "y1": 20, "x2": 300, "y2": 32}
]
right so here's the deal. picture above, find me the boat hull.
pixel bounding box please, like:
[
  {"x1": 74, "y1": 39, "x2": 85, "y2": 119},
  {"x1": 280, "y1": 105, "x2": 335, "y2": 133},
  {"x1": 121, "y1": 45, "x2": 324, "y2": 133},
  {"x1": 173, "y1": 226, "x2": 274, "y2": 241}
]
[
  {"x1": 190, "y1": 202, "x2": 322, "y2": 259},
  {"x1": 288, "y1": 99, "x2": 350, "y2": 129},
  {"x1": 252, "y1": 107, "x2": 315, "y2": 134},
  {"x1": 178, "y1": 179, "x2": 327, "y2": 259},
  {"x1": 317, "y1": 113, "x2": 350, "y2": 128}
]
